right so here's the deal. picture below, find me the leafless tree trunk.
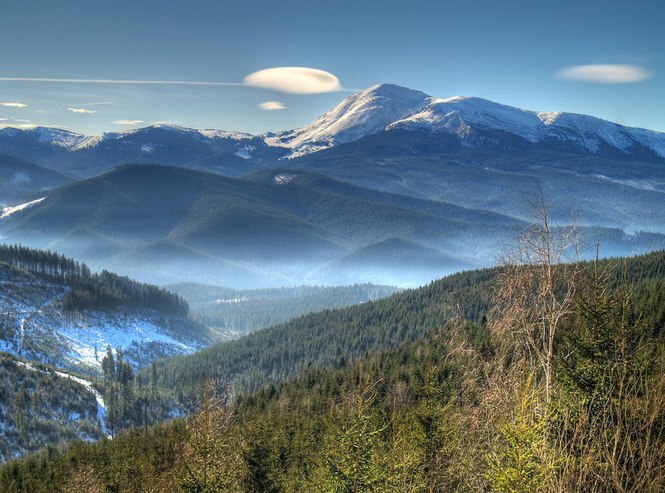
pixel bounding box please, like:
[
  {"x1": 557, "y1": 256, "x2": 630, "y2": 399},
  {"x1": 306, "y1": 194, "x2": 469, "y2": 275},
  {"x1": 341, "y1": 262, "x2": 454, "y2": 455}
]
[{"x1": 491, "y1": 186, "x2": 580, "y2": 403}]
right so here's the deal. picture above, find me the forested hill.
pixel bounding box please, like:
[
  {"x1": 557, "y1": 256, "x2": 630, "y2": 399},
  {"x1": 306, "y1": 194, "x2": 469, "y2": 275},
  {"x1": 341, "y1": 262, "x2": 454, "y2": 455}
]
[
  {"x1": 167, "y1": 282, "x2": 400, "y2": 334},
  {"x1": 0, "y1": 244, "x2": 188, "y2": 316},
  {"x1": 153, "y1": 250, "x2": 665, "y2": 405},
  {"x1": 0, "y1": 244, "x2": 211, "y2": 372},
  {"x1": 2, "y1": 251, "x2": 663, "y2": 492}
]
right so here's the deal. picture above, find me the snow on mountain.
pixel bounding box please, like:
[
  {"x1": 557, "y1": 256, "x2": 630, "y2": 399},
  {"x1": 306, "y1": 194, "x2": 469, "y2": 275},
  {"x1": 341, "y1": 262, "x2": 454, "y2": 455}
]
[
  {"x1": 387, "y1": 95, "x2": 665, "y2": 158},
  {"x1": 0, "y1": 126, "x2": 87, "y2": 149},
  {"x1": 265, "y1": 83, "x2": 432, "y2": 157},
  {"x1": 1, "y1": 197, "x2": 46, "y2": 219},
  {"x1": 2, "y1": 84, "x2": 664, "y2": 162},
  {"x1": 0, "y1": 269, "x2": 209, "y2": 371},
  {"x1": 34, "y1": 127, "x2": 87, "y2": 149}
]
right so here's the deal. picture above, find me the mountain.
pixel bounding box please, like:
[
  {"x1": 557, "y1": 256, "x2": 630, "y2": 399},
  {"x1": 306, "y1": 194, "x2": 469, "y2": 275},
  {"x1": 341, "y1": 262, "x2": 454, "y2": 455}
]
[
  {"x1": 310, "y1": 237, "x2": 474, "y2": 286},
  {"x1": 153, "y1": 249, "x2": 665, "y2": 399},
  {"x1": 2, "y1": 251, "x2": 663, "y2": 490},
  {"x1": 0, "y1": 124, "x2": 282, "y2": 178},
  {"x1": 2, "y1": 83, "x2": 663, "y2": 179},
  {"x1": 0, "y1": 246, "x2": 213, "y2": 372},
  {"x1": 265, "y1": 84, "x2": 431, "y2": 157},
  {"x1": 0, "y1": 154, "x2": 72, "y2": 206},
  {"x1": 1, "y1": 84, "x2": 664, "y2": 280},
  {"x1": 0, "y1": 164, "x2": 535, "y2": 287}
]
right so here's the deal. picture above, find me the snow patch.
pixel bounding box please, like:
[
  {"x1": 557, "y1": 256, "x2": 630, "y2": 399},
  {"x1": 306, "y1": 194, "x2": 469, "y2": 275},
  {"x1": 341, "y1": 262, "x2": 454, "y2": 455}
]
[
  {"x1": 1, "y1": 197, "x2": 46, "y2": 219},
  {"x1": 272, "y1": 173, "x2": 297, "y2": 185}
]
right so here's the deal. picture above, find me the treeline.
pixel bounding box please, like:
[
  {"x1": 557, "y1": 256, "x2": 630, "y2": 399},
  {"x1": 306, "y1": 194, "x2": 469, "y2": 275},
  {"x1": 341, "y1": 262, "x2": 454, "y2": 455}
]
[
  {"x1": 0, "y1": 244, "x2": 188, "y2": 316},
  {"x1": 1, "y1": 257, "x2": 663, "y2": 492}
]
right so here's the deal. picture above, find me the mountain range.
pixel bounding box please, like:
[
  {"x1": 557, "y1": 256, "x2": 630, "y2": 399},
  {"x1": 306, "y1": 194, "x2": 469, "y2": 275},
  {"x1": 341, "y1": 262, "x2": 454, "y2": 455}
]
[{"x1": 1, "y1": 83, "x2": 664, "y2": 286}]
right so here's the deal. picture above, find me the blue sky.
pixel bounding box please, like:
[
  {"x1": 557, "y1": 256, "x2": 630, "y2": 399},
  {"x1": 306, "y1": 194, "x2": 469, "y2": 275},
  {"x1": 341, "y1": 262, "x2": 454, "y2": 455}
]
[{"x1": 0, "y1": 0, "x2": 663, "y2": 135}]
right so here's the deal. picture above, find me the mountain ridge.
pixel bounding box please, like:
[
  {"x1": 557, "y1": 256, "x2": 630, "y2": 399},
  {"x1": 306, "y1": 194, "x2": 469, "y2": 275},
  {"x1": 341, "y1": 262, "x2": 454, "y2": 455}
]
[{"x1": 2, "y1": 83, "x2": 664, "y2": 176}]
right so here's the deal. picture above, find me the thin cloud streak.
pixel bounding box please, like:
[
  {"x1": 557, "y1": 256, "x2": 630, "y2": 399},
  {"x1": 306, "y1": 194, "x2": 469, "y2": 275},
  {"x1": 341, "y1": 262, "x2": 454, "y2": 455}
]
[
  {"x1": 68, "y1": 107, "x2": 97, "y2": 114},
  {"x1": 113, "y1": 119, "x2": 144, "y2": 125},
  {"x1": 0, "y1": 77, "x2": 243, "y2": 87},
  {"x1": 1, "y1": 102, "x2": 27, "y2": 108},
  {"x1": 76, "y1": 101, "x2": 114, "y2": 106}
]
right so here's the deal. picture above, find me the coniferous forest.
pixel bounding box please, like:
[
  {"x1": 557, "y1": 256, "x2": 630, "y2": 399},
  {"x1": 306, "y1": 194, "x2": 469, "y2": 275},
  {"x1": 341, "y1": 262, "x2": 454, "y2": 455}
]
[
  {"x1": 0, "y1": 244, "x2": 189, "y2": 316},
  {"x1": 1, "y1": 244, "x2": 663, "y2": 492}
]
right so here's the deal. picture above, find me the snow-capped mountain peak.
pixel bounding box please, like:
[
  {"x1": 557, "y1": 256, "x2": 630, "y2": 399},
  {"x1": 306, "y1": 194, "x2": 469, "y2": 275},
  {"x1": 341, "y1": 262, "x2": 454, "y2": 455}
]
[
  {"x1": 265, "y1": 83, "x2": 433, "y2": 157},
  {"x1": 387, "y1": 94, "x2": 665, "y2": 158}
]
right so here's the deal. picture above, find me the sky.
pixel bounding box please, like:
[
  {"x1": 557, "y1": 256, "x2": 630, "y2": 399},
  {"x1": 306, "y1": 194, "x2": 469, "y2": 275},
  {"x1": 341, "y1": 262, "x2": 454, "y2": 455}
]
[{"x1": 0, "y1": 0, "x2": 663, "y2": 135}]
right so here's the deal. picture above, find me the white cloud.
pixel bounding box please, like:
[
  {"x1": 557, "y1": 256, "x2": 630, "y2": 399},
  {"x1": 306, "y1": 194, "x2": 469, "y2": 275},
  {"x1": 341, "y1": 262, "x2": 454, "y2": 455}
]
[
  {"x1": 113, "y1": 119, "x2": 144, "y2": 125},
  {"x1": 0, "y1": 118, "x2": 7, "y2": 121},
  {"x1": 243, "y1": 67, "x2": 341, "y2": 94},
  {"x1": 557, "y1": 64, "x2": 652, "y2": 84},
  {"x1": 14, "y1": 119, "x2": 31, "y2": 123},
  {"x1": 68, "y1": 107, "x2": 97, "y2": 114},
  {"x1": 258, "y1": 101, "x2": 286, "y2": 111},
  {"x1": 76, "y1": 101, "x2": 114, "y2": 106},
  {"x1": 18, "y1": 123, "x2": 36, "y2": 128},
  {"x1": 1, "y1": 102, "x2": 27, "y2": 108}
]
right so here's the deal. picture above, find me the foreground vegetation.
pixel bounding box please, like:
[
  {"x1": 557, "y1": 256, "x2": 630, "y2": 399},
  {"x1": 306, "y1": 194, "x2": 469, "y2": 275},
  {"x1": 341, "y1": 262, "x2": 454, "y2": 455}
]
[{"x1": 1, "y1": 243, "x2": 663, "y2": 491}]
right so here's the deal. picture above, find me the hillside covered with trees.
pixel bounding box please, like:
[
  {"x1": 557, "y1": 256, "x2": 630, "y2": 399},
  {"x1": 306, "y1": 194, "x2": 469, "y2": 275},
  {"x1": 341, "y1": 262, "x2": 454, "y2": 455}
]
[
  {"x1": 1, "y1": 247, "x2": 663, "y2": 492},
  {"x1": 0, "y1": 244, "x2": 188, "y2": 316}
]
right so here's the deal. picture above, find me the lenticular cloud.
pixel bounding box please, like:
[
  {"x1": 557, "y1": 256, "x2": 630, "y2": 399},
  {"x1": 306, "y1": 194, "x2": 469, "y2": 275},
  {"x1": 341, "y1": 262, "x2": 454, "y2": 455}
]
[
  {"x1": 557, "y1": 64, "x2": 651, "y2": 84},
  {"x1": 243, "y1": 67, "x2": 341, "y2": 94}
]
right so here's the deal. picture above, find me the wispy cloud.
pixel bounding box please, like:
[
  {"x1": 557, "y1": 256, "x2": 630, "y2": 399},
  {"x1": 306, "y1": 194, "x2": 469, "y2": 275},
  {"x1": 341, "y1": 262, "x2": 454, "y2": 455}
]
[
  {"x1": 1, "y1": 102, "x2": 27, "y2": 108},
  {"x1": 75, "y1": 101, "x2": 114, "y2": 106},
  {"x1": 68, "y1": 107, "x2": 97, "y2": 114},
  {"x1": 557, "y1": 64, "x2": 652, "y2": 84},
  {"x1": 14, "y1": 119, "x2": 31, "y2": 123},
  {"x1": 0, "y1": 67, "x2": 346, "y2": 94},
  {"x1": 17, "y1": 123, "x2": 37, "y2": 128},
  {"x1": 0, "y1": 118, "x2": 7, "y2": 121},
  {"x1": 244, "y1": 67, "x2": 341, "y2": 94},
  {"x1": 258, "y1": 101, "x2": 286, "y2": 111},
  {"x1": 113, "y1": 119, "x2": 144, "y2": 125},
  {"x1": 0, "y1": 77, "x2": 242, "y2": 87}
]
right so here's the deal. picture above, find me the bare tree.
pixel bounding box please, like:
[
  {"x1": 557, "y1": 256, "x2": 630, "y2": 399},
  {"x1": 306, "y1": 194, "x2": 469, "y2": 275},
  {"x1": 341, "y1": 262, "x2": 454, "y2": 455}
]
[{"x1": 491, "y1": 186, "x2": 580, "y2": 403}]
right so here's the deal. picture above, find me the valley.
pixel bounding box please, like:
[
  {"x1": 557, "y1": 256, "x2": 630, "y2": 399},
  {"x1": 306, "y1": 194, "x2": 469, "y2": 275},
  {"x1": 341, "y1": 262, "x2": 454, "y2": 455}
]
[{"x1": 0, "y1": 82, "x2": 663, "y2": 491}]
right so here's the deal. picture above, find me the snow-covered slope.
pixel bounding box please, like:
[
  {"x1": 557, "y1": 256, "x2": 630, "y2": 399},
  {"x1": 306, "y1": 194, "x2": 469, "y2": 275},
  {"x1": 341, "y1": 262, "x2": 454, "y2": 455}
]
[
  {"x1": 387, "y1": 95, "x2": 665, "y2": 158},
  {"x1": 0, "y1": 265, "x2": 211, "y2": 372},
  {"x1": 265, "y1": 84, "x2": 432, "y2": 157}
]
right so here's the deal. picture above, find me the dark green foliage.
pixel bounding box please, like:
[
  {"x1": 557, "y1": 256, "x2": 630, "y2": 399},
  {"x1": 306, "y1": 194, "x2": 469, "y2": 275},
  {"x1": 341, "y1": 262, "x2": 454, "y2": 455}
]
[
  {"x1": 0, "y1": 244, "x2": 188, "y2": 315},
  {"x1": 0, "y1": 354, "x2": 103, "y2": 462},
  {"x1": 0, "y1": 251, "x2": 663, "y2": 492},
  {"x1": 151, "y1": 266, "x2": 496, "y2": 406},
  {"x1": 154, "y1": 251, "x2": 665, "y2": 408},
  {"x1": 168, "y1": 282, "x2": 399, "y2": 334}
]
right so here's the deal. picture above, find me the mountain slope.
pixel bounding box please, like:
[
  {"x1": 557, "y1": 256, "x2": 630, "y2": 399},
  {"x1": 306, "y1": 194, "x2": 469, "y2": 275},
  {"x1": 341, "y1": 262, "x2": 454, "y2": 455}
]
[
  {"x1": 0, "y1": 154, "x2": 72, "y2": 206},
  {"x1": 0, "y1": 164, "x2": 533, "y2": 286},
  {"x1": 0, "y1": 124, "x2": 281, "y2": 178},
  {"x1": 153, "y1": 249, "x2": 665, "y2": 401},
  {"x1": 0, "y1": 247, "x2": 212, "y2": 372},
  {"x1": 265, "y1": 84, "x2": 431, "y2": 157}
]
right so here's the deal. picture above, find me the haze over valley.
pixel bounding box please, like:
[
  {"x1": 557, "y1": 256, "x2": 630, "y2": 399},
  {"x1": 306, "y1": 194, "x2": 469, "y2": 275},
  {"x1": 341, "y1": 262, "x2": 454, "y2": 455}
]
[{"x1": 1, "y1": 0, "x2": 664, "y2": 490}]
